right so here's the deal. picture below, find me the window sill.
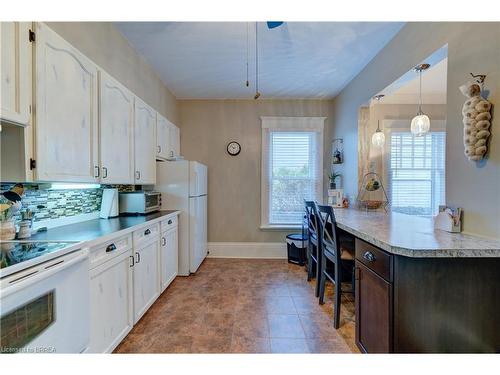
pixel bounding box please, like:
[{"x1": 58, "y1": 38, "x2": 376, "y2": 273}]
[{"x1": 260, "y1": 224, "x2": 302, "y2": 231}]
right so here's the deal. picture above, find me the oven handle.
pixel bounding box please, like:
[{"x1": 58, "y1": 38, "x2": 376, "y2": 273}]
[{"x1": 0, "y1": 249, "x2": 89, "y2": 299}]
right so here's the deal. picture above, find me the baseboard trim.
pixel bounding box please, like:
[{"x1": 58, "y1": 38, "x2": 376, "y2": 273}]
[{"x1": 207, "y1": 242, "x2": 287, "y2": 259}]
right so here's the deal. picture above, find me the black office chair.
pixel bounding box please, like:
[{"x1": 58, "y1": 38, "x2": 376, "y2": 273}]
[
  {"x1": 304, "y1": 200, "x2": 321, "y2": 297},
  {"x1": 315, "y1": 203, "x2": 355, "y2": 329}
]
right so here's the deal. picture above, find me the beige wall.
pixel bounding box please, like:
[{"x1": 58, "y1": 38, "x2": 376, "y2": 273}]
[
  {"x1": 46, "y1": 22, "x2": 179, "y2": 124},
  {"x1": 331, "y1": 22, "x2": 500, "y2": 239},
  {"x1": 361, "y1": 103, "x2": 447, "y2": 182},
  {"x1": 179, "y1": 99, "x2": 334, "y2": 242}
]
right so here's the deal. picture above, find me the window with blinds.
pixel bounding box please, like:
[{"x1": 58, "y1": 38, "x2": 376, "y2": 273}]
[
  {"x1": 388, "y1": 131, "x2": 446, "y2": 216},
  {"x1": 261, "y1": 117, "x2": 324, "y2": 227},
  {"x1": 268, "y1": 132, "x2": 319, "y2": 224}
]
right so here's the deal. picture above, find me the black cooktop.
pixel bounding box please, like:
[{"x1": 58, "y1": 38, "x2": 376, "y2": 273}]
[{"x1": 0, "y1": 241, "x2": 75, "y2": 270}]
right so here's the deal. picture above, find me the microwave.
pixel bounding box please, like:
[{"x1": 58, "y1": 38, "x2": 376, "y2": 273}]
[{"x1": 118, "y1": 191, "x2": 161, "y2": 215}]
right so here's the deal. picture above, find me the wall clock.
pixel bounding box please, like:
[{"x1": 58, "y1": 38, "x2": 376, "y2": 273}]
[{"x1": 227, "y1": 141, "x2": 241, "y2": 156}]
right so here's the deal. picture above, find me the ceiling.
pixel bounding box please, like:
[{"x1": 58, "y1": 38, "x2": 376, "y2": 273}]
[
  {"x1": 115, "y1": 22, "x2": 405, "y2": 99},
  {"x1": 380, "y1": 58, "x2": 448, "y2": 105}
]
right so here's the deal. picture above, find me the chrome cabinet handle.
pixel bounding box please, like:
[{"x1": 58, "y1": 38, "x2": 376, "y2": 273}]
[
  {"x1": 102, "y1": 167, "x2": 108, "y2": 178},
  {"x1": 129, "y1": 255, "x2": 135, "y2": 267},
  {"x1": 168, "y1": 219, "x2": 172, "y2": 225},
  {"x1": 144, "y1": 229, "x2": 151, "y2": 236},
  {"x1": 135, "y1": 171, "x2": 140, "y2": 180},
  {"x1": 170, "y1": 150, "x2": 174, "y2": 157},
  {"x1": 106, "y1": 243, "x2": 116, "y2": 253},
  {"x1": 135, "y1": 252, "x2": 141, "y2": 263},
  {"x1": 94, "y1": 166, "x2": 100, "y2": 178},
  {"x1": 161, "y1": 237, "x2": 166, "y2": 246},
  {"x1": 158, "y1": 145, "x2": 161, "y2": 154},
  {"x1": 363, "y1": 251, "x2": 376, "y2": 262}
]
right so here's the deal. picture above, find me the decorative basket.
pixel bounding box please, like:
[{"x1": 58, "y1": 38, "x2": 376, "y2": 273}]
[{"x1": 356, "y1": 172, "x2": 389, "y2": 212}]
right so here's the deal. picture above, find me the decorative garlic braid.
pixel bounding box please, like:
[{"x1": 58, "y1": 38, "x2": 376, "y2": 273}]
[{"x1": 460, "y1": 82, "x2": 492, "y2": 161}]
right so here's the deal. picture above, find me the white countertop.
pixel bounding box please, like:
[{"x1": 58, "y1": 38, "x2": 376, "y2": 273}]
[{"x1": 332, "y1": 208, "x2": 500, "y2": 258}]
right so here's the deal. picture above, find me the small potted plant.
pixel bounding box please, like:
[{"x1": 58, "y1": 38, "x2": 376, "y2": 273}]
[{"x1": 328, "y1": 172, "x2": 341, "y2": 189}]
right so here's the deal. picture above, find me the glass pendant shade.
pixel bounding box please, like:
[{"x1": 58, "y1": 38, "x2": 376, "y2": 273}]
[
  {"x1": 372, "y1": 129, "x2": 385, "y2": 147},
  {"x1": 411, "y1": 64, "x2": 431, "y2": 136},
  {"x1": 411, "y1": 113, "x2": 430, "y2": 136}
]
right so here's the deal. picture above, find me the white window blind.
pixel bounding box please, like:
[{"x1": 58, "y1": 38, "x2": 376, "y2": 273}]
[
  {"x1": 388, "y1": 131, "x2": 446, "y2": 216},
  {"x1": 261, "y1": 117, "x2": 324, "y2": 227}
]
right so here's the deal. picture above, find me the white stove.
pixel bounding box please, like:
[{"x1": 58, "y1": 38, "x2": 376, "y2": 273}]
[{"x1": 0, "y1": 241, "x2": 90, "y2": 353}]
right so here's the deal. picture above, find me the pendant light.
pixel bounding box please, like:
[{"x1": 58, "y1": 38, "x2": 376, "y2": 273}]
[
  {"x1": 371, "y1": 94, "x2": 385, "y2": 147},
  {"x1": 410, "y1": 63, "x2": 431, "y2": 136}
]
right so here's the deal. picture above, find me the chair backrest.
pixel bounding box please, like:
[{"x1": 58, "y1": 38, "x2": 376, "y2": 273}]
[
  {"x1": 304, "y1": 200, "x2": 320, "y2": 240},
  {"x1": 315, "y1": 204, "x2": 340, "y2": 259}
]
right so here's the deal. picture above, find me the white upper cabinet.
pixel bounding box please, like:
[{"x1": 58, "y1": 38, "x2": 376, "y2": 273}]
[
  {"x1": 134, "y1": 97, "x2": 156, "y2": 184},
  {"x1": 34, "y1": 23, "x2": 99, "y2": 182},
  {"x1": 156, "y1": 113, "x2": 170, "y2": 161},
  {"x1": 169, "y1": 123, "x2": 180, "y2": 159},
  {"x1": 0, "y1": 22, "x2": 32, "y2": 126},
  {"x1": 156, "y1": 113, "x2": 180, "y2": 161},
  {"x1": 99, "y1": 71, "x2": 135, "y2": 184}
]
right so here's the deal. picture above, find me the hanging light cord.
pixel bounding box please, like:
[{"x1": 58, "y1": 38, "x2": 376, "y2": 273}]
[
  {"x1": 245, "y1": 22, "x2": 249, "y2": 87},
  {"x1": 254, "y1": 22, "x2": 260, "y2": 99},
  {"x1": 376, "y1": 96, "x2": 382, "y2": 131},
  {"x1": 418, "y1": 69, "x2": 423, "y2": 114}
]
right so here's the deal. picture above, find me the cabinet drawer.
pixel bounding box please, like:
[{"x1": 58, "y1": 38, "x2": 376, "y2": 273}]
[
  {"x1": 160, "y1": 215, "x2": 178, "y2": 231},
  {"x1": 355, "y1": 238, "x2": 393, "y2": 282},
  {"x1": 133, "y1": 223, "x2": 160, "y2": 246},
  {"x1": 89, "y1": 235, "x2": 132, "y2": 269}
]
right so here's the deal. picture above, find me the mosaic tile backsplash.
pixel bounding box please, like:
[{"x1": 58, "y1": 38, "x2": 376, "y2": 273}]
[
  {"x1": 1, "y1": 184, "x2": 103, "y2": 224},
  {"x1": 1, "y1": 184, "x2": 139, "y2": 225}
]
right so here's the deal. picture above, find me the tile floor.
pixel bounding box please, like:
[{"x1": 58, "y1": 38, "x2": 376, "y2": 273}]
[{"x1": 114, "y1": 258, "x2": 358, "y2": 353}]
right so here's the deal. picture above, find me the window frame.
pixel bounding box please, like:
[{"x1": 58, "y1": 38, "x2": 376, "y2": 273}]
[
  {"x1": 383, "y1": 119, "x2": 446, "y2": 217},
  {"x1": 260, "y1": 116, "x2": 325, "y2": 229}
]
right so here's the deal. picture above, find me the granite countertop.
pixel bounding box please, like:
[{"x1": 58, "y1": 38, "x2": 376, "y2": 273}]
[
  {"x1": 332, "y1": 208, "x2": 500, "y2": 258},
  {"x1": 29, "y1": 210, "x2": 180, "y2": 245}
]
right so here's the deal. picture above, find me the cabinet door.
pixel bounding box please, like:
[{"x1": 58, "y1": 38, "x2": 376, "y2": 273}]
[
  {"x1": 0, "y1": 22, "x2": 31, "y2": 125},
  {"x1": 156, "y1": 113, "x2": 170, "y2": 160},
  {"x1": 160, "y1": 227, "x2": 178, "y2": 292},
  {"x1": 168, "y1": 124, "x2": 180, "y2": 159},
  {"x1": 99, "y1": 71, "x2": 134, "y2": 184},
  {"x1": 355, "y1": 261, "x2": 393, "y2": 353},
  {"x1": 89, "y1": 251, "x2": 134, "y2": 353},
  {"x1": 134, "y1": 97, "x2": 156, "y2": 184},
  {"x1": 35, "y1": 23, "x2": 98, "y2": 182},
  {"x1": 133, "y1": 241, "x2": 160, "y2": 323}
]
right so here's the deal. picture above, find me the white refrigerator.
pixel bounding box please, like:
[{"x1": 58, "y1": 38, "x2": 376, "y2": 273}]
[{"x1": 156, "y1": 160, "x2": 208, "y2": 275}]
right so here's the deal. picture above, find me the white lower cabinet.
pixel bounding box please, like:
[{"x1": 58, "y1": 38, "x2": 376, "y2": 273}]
[
  {"x1": 132, "y1": 224, "x2": 160, "y2": 324},
  {"x1": 89, "y1": 236, "x2": 134, "y2": 353},
  {"x1": 89, "y1": 217, "x2": 178, "y2": 352},
  {"x1": 160, "y1": 218, "x2": 178, "y2": 292}
]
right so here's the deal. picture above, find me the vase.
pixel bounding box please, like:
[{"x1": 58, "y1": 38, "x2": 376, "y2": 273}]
[{"x1": 0, "y1": 219, "x2": 16, "y2": 241}]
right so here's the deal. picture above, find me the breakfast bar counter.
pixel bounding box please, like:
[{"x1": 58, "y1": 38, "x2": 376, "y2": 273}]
[
  {"x1": 327, "y1": 208, "x2": 500, "y2": 353},
  {"x1": 331, "y1": 209, "x2": 500, "y2": 257}
]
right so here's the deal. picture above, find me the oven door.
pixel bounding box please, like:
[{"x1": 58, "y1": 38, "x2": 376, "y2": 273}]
[
  {"x1": 0, "y1": 249, "x2": 90, "y2": 354},
  {"x1": 144, "y1": 193, "x2": 160, "y2": 212}
]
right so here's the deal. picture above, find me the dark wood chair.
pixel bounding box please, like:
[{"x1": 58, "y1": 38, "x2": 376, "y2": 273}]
[
  {"x1": 315, "y1": 203, "x2": 355, "y2": 329},
  {"x1": 304, "y1": 200, "x2": 321, "y2": 297}
]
